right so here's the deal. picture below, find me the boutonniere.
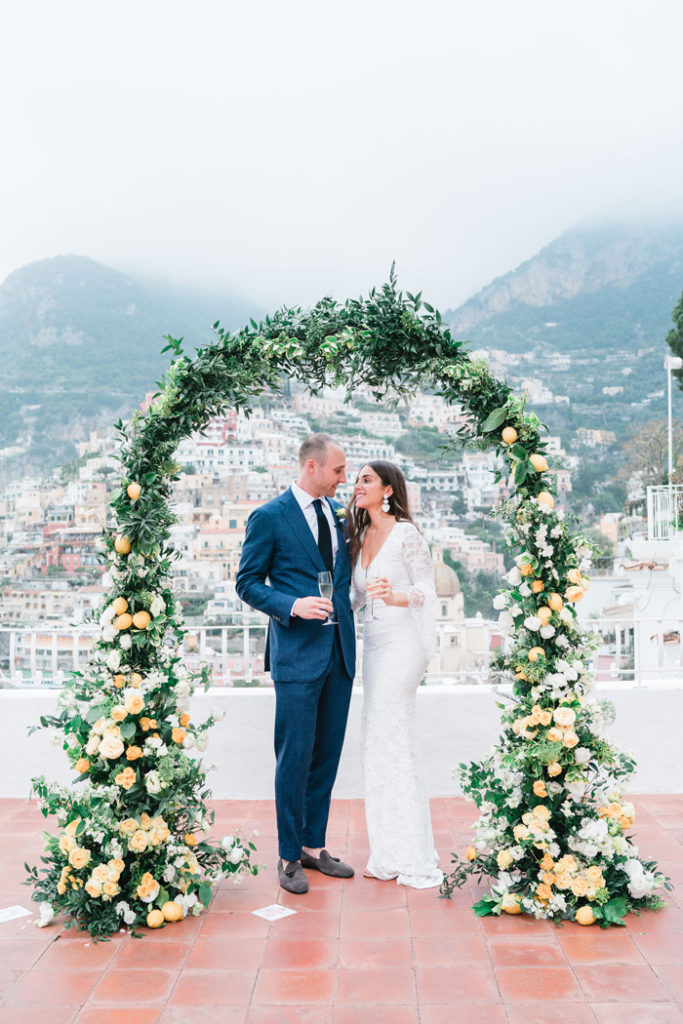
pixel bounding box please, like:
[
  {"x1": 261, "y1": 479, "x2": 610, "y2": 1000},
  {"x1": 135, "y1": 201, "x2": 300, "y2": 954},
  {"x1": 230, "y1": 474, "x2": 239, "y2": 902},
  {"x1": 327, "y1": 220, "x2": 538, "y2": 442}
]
[{"x1": 335, "y1": 507, "x2": 349, "y2": 525}]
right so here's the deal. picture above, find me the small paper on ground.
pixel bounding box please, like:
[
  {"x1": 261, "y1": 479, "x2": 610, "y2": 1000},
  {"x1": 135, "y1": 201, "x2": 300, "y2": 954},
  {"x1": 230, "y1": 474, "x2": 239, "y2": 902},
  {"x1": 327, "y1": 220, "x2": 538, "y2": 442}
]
[
  {"x1": 252, "y1": 903, "x2": 297, "y2": 921},
  {"x1": 0, "y1": 905, "x2": 32, "y2": 924}
]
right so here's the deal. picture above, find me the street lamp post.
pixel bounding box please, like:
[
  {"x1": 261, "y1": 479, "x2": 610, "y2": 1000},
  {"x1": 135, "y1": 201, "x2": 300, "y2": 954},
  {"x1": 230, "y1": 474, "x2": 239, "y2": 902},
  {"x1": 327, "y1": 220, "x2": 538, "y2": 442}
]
[{"x1": 665, "y1": 355, "x2": 683, "y2": 483}]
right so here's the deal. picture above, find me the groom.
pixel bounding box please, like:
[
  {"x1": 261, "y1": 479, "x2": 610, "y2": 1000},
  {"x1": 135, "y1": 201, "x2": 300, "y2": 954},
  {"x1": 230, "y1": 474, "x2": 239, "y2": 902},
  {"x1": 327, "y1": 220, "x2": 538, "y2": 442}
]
[{"x1": 236, "y1": 433, "x2": 356, "y2": 894}]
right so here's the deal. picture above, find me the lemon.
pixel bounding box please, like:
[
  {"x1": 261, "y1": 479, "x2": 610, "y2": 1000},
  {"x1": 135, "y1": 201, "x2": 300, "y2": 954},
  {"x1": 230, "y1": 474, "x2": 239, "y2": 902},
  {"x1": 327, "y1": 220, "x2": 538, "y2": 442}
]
[
  {"x1": 536, "y1": 607, "x2": 552, "y2": 623},
  {"x1": 161, "y1": 900, "x2": 183, "y2": 923},
  {"x1": 114, "y1": 613, "x2": 133, "y2": 630},
  {"x1": 537, "y1": 491, "x2": 555, "y2": 509},
  {"x1": 146, "y1": 908, "x2": 164, "y2": 928},
  {"x1": 501, "y1": 893, "x2": 522, "y2": 914},
  {"x1": 528, "y1": 646, "x2": 545, "y2": 662},
  {"x1": 529, "y1": 453, "x2": 548, "y2": 472},
  {"x1": 575, "y1": 905, "x2": 596, "y2": 926},
  {"x1": 501, "y1": 426, "x2": 518, "y2": 445},
  {"x1": 112, "y1": 597, "x2": 128, "y2": 616},
  {"x1": 114, "y1": 535, "x2": 132, "y2": 555},
  {"x1": 127, "y1": 482, "x2": 141, "y2": 501},
  {"x1": 133, "y1": 610, "x2": 151, "y2": 629},
  {"x1": 547, "y1": 593, "x2": 563, "y2": 612}
]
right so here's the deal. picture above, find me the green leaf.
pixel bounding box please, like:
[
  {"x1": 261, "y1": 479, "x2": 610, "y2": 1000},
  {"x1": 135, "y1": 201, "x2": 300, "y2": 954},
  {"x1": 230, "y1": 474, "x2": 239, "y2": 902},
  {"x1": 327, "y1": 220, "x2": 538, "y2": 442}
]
[
  {"x1": 198, "y1": 882, "x2": 212, "y2": 907},
  {"x1": 472, "y1": 896, "x2": 499, "y2": 917},
  {"x1": 601, "y1": 897, "x2": 628, "y2": 926},
  {"x1": 119, "y1": 721, "x2": 136, "y2": 740},
  {"x1": 514, "y1": 462, "x2": 528, "y2": 485},
  {"x1": 85, "y1": 706, "x2": 106, "y2": 724},
  {"x1": 481, "y1": 406, "x2": 508, "y2": 432}
]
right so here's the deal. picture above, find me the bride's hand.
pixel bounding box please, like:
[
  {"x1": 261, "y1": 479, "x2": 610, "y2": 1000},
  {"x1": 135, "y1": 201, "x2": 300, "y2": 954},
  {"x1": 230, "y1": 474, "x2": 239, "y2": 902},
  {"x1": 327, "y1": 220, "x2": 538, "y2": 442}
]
[{"x1": 366, "y1": 577, "x2": 392, "y2": 604}]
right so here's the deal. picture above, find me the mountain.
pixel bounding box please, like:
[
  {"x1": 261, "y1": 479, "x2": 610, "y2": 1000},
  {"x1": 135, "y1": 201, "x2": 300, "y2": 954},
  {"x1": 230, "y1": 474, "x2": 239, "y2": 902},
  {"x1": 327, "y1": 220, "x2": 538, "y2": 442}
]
[
  {"x1": 445, "y1": 223, "x2": 683, "y2": 432},
  {"x1": 0, "y1": 255, "x2": 260, "y2": 474}
]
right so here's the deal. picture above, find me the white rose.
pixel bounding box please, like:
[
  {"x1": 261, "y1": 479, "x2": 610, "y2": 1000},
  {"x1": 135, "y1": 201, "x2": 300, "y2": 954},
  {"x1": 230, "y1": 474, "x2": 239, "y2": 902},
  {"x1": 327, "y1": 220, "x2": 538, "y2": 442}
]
[
  {"x1": 119, "y1": 634, "x2": 132, "y2": 651},
  {"x1": 101, "y1": 625, "x2": 117, "y2": 643},
  {"x1": 150, "y1": 595, "x2": 166, "y2": 617},
  {"x1": 106, "y1": 651, "x2": 121, "y2": 672},
  {"x1": 163, "y1": 864, "x2": 177, "y2": 882},
  {"x1": 196, "y1": 734, "x2": 209, "y2": 751},
  {"x1": 221, "y1": 835, "x2": 235, "y2": 850},
  {"x1": 230, "y1": 846, "x2": 244, "y2": 864},
  {"x1": 559, "y1": 607, "x2": 573, "y2": 623},
  {"x1": 85, "y1": 735, "x2": 101, "y2": 756},
  {"x1": 524, "y1": 616, "x2": 541, "y2": 631},
  {"x1": 145, "y1": 771, "x2": 162, "y2": 794},
  {"x1": 182, "y1": 735, "x2": 196, "y2": 750},
  {"x1": 99, "y1": 735, "x2": 125, "y2": 759},
  {"x1": 498, "y1": 611, "x2": 514, "y2": 631},
  {"x1": 36, "y1": 902, "x2": 54, "y2": 928},
  {"x1": 574, "y1": 747, "x2": 591, "y2": 765},
  {"x1": 518, "y1": 583, "x2": 531, "y2": 597},
  {"x1": 555, "y1": 634, "x2": 570, "y2": 648},
  {"x1": 493, "y1": 594, "x2": 508, "y2": 610},
  {"x1": 506, "y1": 567, "x2": 522, "y2": 586},
  {"x1": 540, "y1": 625, "x2": 556, "y2": 639}
]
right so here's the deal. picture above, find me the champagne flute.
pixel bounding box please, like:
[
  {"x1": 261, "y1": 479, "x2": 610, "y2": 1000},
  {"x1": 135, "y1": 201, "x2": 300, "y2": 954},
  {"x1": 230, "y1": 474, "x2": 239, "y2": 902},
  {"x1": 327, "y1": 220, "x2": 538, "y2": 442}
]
[
  {"x1": 365, "y1": 568, "x2": 380, "y2": 620},
  {"x1": 318, "y1": 571, "x2": 336, "y2": 626}
]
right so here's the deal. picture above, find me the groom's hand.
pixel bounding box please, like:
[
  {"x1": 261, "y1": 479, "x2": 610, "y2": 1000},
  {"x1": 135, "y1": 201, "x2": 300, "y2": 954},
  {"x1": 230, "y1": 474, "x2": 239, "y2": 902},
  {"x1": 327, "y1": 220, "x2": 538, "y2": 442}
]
[{"x1": 292, "y1": 596, "x2": 334, "y2": 620}]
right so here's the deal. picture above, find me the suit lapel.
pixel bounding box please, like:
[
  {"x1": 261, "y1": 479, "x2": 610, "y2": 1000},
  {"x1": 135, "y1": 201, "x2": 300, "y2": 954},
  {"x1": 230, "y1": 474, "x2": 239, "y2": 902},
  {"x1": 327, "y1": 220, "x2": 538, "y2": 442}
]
[
  {"x1": 330, "y1": 500, "x2": 350, "y2": 580},
  {"x1": 279, "y1": 488, "x2": 326, "y2": 573}
]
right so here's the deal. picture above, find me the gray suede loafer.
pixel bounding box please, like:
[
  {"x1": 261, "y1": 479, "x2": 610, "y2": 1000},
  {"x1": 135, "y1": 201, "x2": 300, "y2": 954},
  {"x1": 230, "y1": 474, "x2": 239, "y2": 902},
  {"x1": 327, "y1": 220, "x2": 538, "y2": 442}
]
[
  {"x1": 300, "y1": 849, "x2": 355, "y2": 878},
  {"x1": 277, "y1": 858, "x2": 309, "y2": 894}
]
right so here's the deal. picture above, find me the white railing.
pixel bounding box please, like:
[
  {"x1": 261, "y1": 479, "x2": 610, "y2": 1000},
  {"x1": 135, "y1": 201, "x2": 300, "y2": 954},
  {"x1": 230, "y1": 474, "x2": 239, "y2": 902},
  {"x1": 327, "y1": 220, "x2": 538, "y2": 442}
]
[
  {"x1": 1, "y1": 616, "x2": 682, "y2": 688},
  {"x1": 647, "y1": 484, "x2": 683, "y2": 541}
]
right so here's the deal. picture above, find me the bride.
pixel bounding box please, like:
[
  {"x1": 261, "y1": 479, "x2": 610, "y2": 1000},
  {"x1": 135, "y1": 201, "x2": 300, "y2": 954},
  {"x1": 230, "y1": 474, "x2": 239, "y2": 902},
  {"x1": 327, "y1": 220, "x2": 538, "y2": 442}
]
[{"x1": 349, "y1": 461, "x2": 443, "y2": 889}]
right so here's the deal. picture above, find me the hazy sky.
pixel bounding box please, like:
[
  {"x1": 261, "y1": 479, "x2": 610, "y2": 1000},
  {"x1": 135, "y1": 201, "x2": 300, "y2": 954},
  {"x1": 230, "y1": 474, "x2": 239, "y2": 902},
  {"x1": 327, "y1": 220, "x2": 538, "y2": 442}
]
[{"x1": 2, "y1": 0, "x2": 683, "y2": 312}]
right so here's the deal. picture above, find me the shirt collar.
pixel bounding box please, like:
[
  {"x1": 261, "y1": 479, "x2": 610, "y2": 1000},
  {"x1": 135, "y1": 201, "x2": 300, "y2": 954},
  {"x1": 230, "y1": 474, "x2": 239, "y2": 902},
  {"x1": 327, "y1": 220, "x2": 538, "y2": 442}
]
[{"x1": 291, "y1": 479, "x2": 324, "y2": 511}]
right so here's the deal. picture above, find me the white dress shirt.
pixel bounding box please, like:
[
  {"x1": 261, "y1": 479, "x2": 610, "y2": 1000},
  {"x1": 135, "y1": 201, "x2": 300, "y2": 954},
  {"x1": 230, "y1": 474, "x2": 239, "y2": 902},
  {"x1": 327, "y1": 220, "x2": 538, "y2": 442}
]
[{"x1": 291, "y1": 480, "x2": 339, "y2": 562}]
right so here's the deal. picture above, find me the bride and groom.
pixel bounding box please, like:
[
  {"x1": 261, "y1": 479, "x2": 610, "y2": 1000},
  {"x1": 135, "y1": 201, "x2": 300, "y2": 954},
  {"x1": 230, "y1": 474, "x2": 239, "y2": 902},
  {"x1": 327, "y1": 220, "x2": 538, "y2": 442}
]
[{"x1": 236, "y1": 433, "x2": 443, "y2": 894}]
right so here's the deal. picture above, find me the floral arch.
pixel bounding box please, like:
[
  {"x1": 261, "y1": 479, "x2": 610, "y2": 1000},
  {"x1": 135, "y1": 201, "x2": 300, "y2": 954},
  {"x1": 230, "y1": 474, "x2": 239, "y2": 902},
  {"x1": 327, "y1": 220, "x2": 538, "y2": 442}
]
[{"x1": 28, "y1": 271, "x2": 667, "y2": 937}]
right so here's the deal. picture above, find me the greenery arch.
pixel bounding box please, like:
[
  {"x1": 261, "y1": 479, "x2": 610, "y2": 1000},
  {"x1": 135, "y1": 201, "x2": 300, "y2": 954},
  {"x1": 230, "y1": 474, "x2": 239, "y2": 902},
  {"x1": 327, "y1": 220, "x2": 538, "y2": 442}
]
[{"x1": 28, "y1": 271, "x2": 667, "y2": 937}]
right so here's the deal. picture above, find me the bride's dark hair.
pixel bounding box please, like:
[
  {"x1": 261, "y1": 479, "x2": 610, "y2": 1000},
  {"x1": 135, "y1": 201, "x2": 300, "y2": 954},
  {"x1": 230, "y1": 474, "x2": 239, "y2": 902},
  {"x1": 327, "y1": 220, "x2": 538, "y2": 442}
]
[{"x1": 348, "y1": 460, "x2": 414, "y2": 566}]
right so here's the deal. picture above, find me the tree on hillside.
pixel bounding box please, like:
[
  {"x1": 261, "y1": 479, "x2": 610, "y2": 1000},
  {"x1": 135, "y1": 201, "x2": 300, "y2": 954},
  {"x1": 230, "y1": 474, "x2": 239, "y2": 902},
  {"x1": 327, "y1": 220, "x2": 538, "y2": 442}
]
[{"x1": 616, "y1": 419, "x2": 683, "y2": 510}]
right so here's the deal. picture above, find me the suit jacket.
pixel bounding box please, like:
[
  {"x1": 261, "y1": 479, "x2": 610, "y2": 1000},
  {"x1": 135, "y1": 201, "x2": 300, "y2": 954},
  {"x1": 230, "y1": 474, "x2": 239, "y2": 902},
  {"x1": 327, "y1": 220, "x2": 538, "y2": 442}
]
[{"x1": 235, "y1": 487, "x2": 356, "y2": 683}]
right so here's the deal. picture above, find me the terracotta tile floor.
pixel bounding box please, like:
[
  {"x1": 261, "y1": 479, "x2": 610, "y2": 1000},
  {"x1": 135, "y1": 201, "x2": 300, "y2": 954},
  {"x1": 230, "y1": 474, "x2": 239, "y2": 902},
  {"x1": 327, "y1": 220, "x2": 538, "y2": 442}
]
[{"x1": 0, "y1": 795, "x2": 681, "y2": 1023}]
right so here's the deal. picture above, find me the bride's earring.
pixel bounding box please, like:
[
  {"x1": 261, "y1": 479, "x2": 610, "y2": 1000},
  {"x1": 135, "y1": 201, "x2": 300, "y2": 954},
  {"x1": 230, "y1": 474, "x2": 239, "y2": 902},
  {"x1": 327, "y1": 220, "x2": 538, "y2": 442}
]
[{"x1": 382, "y1": 494, "x2": 391, "y2": 513}]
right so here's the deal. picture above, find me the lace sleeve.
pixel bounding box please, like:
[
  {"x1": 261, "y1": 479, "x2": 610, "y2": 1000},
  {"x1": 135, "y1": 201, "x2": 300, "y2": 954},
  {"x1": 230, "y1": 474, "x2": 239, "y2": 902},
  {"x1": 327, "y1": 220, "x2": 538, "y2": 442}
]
[{"x1": 401, "y1": 525, "x2": 437, "y2": 659}]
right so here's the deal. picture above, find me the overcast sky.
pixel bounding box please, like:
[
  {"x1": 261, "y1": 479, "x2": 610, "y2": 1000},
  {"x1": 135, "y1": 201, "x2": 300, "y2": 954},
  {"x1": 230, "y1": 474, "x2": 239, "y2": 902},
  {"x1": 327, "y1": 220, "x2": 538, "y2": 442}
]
[{"x1": 2, "y1": 0, "x2": 683, "y2": 313}]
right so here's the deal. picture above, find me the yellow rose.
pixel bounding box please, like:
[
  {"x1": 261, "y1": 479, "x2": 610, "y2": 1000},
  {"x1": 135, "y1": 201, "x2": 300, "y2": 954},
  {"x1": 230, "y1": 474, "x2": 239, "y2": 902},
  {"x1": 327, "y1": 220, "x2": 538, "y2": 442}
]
[
  {"x1": 140, "y1": 717, "x2": 153, "y2": 731},
  {"x1": 69, "y1": 847, "x2": 91, "y2": 870},
  {"x1": 536, "y1": 883, "x2": 552, "y2": 901},
  {"x1": 57, "y1": 880, "x2": 67, "y2": 895},
  {"x1": 126, "y1": 746, "x2": 143, "y2": 761},
  {"x1": 99, "y1": 735, "x2": 125, "y2": 759},
  {"x1": 554, "y1": 871, "x2": 572, "y2": 889},
  {"x1": 497, "y1": 849, "x2": 514, "y2": 870},
  {"x1": 113, "y1": 674, "x2": 127, "y2": 689},
  {"x1": 74, "y1": 758, "x2": 90, "y2": 774},
  {"x1": 172, "y1": 727, "x2": 187, "y2": 744},
  {"x1": 547, "y1": 761, "x2": 562, "y2": 777},
  {"x1": 541, "y1": 870, "x2": 556, "y2": 886},
  {"x1": 128, "y1": 830, "x2": 148, "y2": 853},
  {"x1": 567, "y1": 568, "x2": 583, "y2": 585},
  {"x1": 59, "y1": 835, "x2": 77, "y2": 855},
  {"x1": 533, "y1": 780, "x2": 548, "y2": 798},
  {"x1": 465, "y1": 846, "x2": 477, "y2": 861},
  {"x1": 538, "y1": 711, "x2": 552, "y2": 727},
  {"x1": 532, "y1": 805, "x2": 551, "y2": 821},
  {"x1": 553, "y1": 706, "x2": 576, "y2": 728},
  {"x1": 179, "y1": 712, "x2": 191, "y2": 727},
  {"x1": 606, "y1": 802, "x2": 622, "y2": 818},
  {"x1": 184, "y1": 833, "x2": 197, "y2": 847},
  {"x1": 571, "y1": 876, "x2": 589, "y2": 897},
  {"x1": 137, "y1": 882, "x2": 152, "y2": 900},
  {"x1": 586, "y1": 866, "x2": 604, "y2": 886},
  {"x1": 562, "y1": 731, "x2": 579, "y2": 749},
  {"x1": 540, "y1": 852, "x2": 555, "y2": 870},
  {"x1": 140, "y1": 813, "x2": 153, "y2": 829},
  {"x1": 119, "y1": 818, "x2": 138, "y2": 835},
  {"x1": 124, "y1": 693, "x2": 145, "y2": 715},
  {"x1": 91, "y1": 864, "x2": 111, "y2": 884},
  {"x1": 115, "y1": 767, "x2": 137, "y2": 790},
  {"x1": 85, "y1": 880, "x2": 102, "y2": 899},
  {"x1": 65, "y1": 818, "x2": 81, "y2": 836},
  {"x1": 621, "y1": 801, "x2": 635, "y2": 823},
  {"x1": 522, "y1": 812, "x2": 533, "y2": 825},
  {"x1": 109, "y1": 858, "x2": 125, "y2": 874},
  {"x1": 111, "y1": 706, "x2": 128, "y2": 723},
  {"x1": 102, "y1": 880, "x2": 119, "y2": 897},
  {"x1": 547, "y1": 727, "x2": 563, "y2": 744},
  {"x1": 513, "y1": 824, "x2": 529, "y2": 842}
]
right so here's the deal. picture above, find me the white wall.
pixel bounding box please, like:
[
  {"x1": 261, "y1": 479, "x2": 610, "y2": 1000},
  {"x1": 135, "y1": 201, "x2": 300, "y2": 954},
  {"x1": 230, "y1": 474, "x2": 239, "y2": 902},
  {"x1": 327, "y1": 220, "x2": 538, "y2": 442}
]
[{"x1": 2, "y1": 684, "x2": 681, "y2": 800}]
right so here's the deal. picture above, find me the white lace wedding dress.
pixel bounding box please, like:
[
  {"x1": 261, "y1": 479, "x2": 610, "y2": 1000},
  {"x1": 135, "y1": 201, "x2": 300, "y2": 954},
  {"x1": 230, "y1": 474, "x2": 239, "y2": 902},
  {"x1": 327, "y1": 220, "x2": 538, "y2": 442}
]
[{"x1": 351, "y1": 521, "x2": 444, "y2": 889}]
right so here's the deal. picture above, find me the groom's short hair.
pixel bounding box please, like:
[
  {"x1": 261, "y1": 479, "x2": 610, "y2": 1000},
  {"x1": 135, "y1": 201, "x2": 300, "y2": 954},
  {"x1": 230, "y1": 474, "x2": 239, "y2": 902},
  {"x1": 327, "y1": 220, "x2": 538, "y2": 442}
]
[{"x1": 299, "y1": 433, "x2": 337, "y2": 466}]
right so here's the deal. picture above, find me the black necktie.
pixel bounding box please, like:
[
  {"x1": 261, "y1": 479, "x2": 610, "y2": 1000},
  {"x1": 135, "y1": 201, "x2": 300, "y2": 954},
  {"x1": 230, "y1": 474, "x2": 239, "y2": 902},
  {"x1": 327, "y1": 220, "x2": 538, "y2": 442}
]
[{"x1": 313, "y1": 499, "x2": 333, "y2": 572}]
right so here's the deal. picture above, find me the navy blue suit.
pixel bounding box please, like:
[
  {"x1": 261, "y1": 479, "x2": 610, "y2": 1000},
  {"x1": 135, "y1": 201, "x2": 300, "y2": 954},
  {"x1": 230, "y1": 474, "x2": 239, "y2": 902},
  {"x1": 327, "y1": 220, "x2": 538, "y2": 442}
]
[{"x1": 236, "y1": 487, "x2": 356, "y2": 860}]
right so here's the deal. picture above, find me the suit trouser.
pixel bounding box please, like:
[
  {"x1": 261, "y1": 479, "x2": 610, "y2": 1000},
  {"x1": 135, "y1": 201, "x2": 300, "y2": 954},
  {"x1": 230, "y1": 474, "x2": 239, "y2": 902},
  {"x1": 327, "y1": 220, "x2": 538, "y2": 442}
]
[{"x1": 273, "y1": 631, "x2": 353, "y2": 862}]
